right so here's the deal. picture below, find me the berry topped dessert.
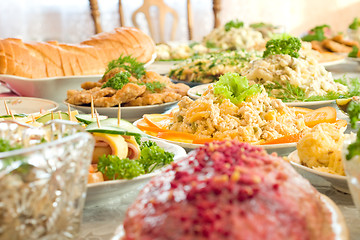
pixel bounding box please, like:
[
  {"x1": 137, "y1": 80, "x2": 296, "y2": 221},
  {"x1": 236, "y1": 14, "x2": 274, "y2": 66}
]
[{"x1": 122, "y1": 140, "x2": 334, "y2": 240}]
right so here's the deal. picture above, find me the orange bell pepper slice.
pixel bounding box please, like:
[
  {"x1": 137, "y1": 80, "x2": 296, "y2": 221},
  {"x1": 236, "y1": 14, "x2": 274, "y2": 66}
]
[
  {"x1": 157, "y1": 131, "x2": 196, "y2": 143},
  {"x1": 143, "y1": 114, "x2": 172, "y2": 130},
  {"x1": 261, "y1": 132, "x2": 303, "y2": 145},
  {"x1": 333, "y1": 119, "x2": 347, "y2": 129},
  {"x1": 135, "y1": 119, "x2": 167, "y2": 133},
  {"x1": 292, "y1": 106, "x2": 313, "y2": 115},
  {"x1": 303, "y1": 106, "x2": 336, "y2": 127},
  {"x1": 193, "y1": 137, "x2": 222, "y2": 144}
]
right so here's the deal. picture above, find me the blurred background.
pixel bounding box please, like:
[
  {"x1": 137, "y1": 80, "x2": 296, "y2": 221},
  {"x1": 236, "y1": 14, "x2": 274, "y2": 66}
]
[{"x1": 0, "y1": 0, "x2": 359, "y2": 43}]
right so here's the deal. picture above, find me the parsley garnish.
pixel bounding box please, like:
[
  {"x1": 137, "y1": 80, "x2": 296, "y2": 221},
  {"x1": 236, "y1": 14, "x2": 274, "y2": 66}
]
[
  {"x1": 97, "y1": 155, "x2": 144, "y2": 180},
  {"x1": 138, "y1": 141, "x2": 174, "y2": 173},
  {"x1": 224, "y1": 19, "x2": 244, "y2": 31},
  {"x1": 206, "y1": 41, "x2": 217, "y2": 49},
  {"x1": 0, "y1": 139, "x2": 22, "y2": 152},
  {"x1": 97, "y1": 140, "x2": 174, "y2": 180},
  {"x1": 347, "y1": 100, "x2": 360, "y2": 129},
  {"x1": 101, "y1": 71, "x2": 131, "y2": 90},
  {"x1": 349, "y1": 17, "x2": 360, "y2": 30},
  {"x1": 105, "y1": 55, "x2": 146, "y2": 78},
  {"x1": 347, "y1": 130, "x2": 360, "y2": 160},
  {"x1": 141, "y1": 82, "x2": 166, "y2": 93},
  {"x1": 302, "y1": 25, "x2": 329, "y2": 42},
  {"x1": 348, "y1": 46, "x2": 359, "y2": 58},
  {"x1": 263, "y1": 36, "x2": 301, "y2": 58}
]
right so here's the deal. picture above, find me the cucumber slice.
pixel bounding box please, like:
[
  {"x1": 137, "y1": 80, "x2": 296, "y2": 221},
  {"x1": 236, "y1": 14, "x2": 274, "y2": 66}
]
[
  {"x1": 36, "y1": 112, "x2": 69, "y2": 123},
  {"x1": 75, "y1": 114, "x2": 108, "y2": 124},
  {"x1": 0, "y1": 113, "x2": 27, "y2": 119},
  {"x1": 86, "y1": 126, "x2": 142, "y2": 137},
  {"x1": 86, "y1": 118, "x2": 144, "y2": 135}
]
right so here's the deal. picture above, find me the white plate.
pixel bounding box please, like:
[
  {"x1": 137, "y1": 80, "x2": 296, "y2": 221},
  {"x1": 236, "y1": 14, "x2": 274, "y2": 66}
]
[
  {"x1": 346, "y1": 57, "x2": 360, "y2": 64},
  {"x1": 321, "y1": 58, "x2": 346, "y2": 67},
  {"x1": 288, "y1": 150, "x2": 348, "y2": 193},
  {"x1": 0, "y1": 54, "x2": 157, "y2": 103},
  {"x1": 187, "y1": 83, "x2": 210, "y2": 99},
  {"x1": 188, "y1": 84, "x2": 335, "y2": 108},
  {"x1": 133, "y1": 118, "x2": 296, "y2": 155},
  {"x1": 146, "y1": 61, "x2": 181, "y2": 75},
  {"x1": 85, "y1": 137, "x2": 186, "y2": 206},
  {"x1": 0, "y1": 74, "x2": 101, "y2": 102},
  {"x1": 0, "y1": 97, "x2": 58, "y2": 115},
  {"x1": 67, "y1": 101, "x2": 178, "y2": 122},
  {"x1": 284, "y1": 100, "x2": 335, "y2": 108},
  {"x1": 111, "y1": 193, "x2": 348, "y2": 240}
]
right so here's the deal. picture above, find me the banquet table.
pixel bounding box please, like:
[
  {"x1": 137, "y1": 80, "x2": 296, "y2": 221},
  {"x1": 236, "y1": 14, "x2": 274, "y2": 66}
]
[
  {"x1": 1, "y1": 61, "x2": 360, "y2": 240},
  {"x1": 77, "y1": 101, "x2": 360, "y2": 240}
]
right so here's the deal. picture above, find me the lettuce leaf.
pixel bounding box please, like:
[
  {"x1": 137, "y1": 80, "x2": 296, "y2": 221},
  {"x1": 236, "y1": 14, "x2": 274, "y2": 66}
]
[{"x1": 213, "y1": 73, "x2": 261, "y2": 105}]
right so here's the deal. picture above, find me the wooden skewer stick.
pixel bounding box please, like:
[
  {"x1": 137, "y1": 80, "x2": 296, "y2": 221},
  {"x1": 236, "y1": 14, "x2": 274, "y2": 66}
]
[
  {"x1": 91, "y1": 95, "x2": 94, "y2": 118},
  {"x1": 58, "y1": 111, "x2": 62, "y2": 120},
  {"x1": 51, "y1": 111, "x2": 54, "y2": 120},
  {"x1": 4, "y1": 101, "x2": 10, "y2": 115},
  {"x1": 117, "y1": 104, "x2": 121, "y2": 127},
  {"x1": 95, "y1": 109, "x2": 101, "y2": 128},
  {"x1": 31, "y1": 115, "x2": 36, "y2": 123},
  {"x1": 9, "y1": 109, "x2": 15, "y2": 120},
  {"x1": 67, "y1": 103, "x2": 72, "y2": 121}
]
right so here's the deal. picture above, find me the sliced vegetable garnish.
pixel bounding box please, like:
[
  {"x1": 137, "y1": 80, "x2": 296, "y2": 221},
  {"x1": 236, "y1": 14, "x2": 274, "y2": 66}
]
[
  {"x1": 36, "y1": 112, "x2": 69, "y2": 123},
  {"x1": 86, "y1": 118, "x2": 144, "y2": 135},
  {"x1": 0, "y1": 113, "x2": 27, "y2": 119},
  {"x1": 86, "y1": 126, "x2": 143, "y2": 137},
  {"x1": 75, "y1": 114, "x2": 108, "y2": 124},
  {"x1": 261, "y1": 132, "x2": 303, "y2": 145},
  {"x1": 303, "y1": 106, "x2": 337, "y2": 128},
  {"x1": 292, "y1": 107, "x2": 314, "y2": 115},
  {"x1": 157, "y1": 131, "x2": 196, "y2": 143},
  {"x1": 143, "y1": 114, "x2": 172, "y2": 129}
]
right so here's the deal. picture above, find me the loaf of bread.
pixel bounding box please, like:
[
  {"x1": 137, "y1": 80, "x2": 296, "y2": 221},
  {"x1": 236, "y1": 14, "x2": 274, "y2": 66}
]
[{"x1": 0, "y1": 27, "x2": 155, "y2": 78}]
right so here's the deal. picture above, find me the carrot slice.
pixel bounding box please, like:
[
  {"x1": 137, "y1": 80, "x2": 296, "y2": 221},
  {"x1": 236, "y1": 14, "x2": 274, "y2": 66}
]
[
  {"x1": 157, "y1": 131, "x2": 196, "y2": 143},
  {"x1": 136, "y1": 119, "x2": 163, "y2": 132},
  {"x1": 303, "y1": 106, "x2": 336, "y2": 127},
  {"x1": 193, "y1": 137, "x2": 222, "y2": 144},
  {"x1": 333, "y1": 119, "x2": 347, "y2": 129},
  {"x1": 143, "y1": 114, "x2": 172, "y2": 130},
  {"x1": 261, "y1": 132, "x2": 304, "y2": 145},
  {"x1": 292, "y1": 107, "x2": 313, "y2": 115}
]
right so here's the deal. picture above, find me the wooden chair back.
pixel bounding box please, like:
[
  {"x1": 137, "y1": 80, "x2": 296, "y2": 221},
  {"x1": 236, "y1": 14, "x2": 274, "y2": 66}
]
[
  {"x1": 88, "y1": 0, "x2": 223, "y2": 41},
  {"x1": 131, "y1": 0, "x2": 180, "y2": 43}
]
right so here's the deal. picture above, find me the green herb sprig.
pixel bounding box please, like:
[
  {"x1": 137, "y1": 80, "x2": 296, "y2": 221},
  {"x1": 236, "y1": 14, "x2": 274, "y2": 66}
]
[
  {"x1": 105, "y1": 55, "x2": 146, "y2": 79},
  {"x1": 224, "y1": 20, "x2": 244, "y2": 31},
  {"x1": 348, "y1": 46, "x2": 359, "y2": 58},
  {"x1": 263, "y1": 37, "x2": 301, "y2": 58},
  {"x1": 101, "y1": 71, "x2": 131, "y2": 90},
  {"x1": 302, "y1": 25, "x2": 330, "y2": 42},
  {"x1": 349, "y1": 17, "x2": 360, "y2": 30},
  {"x1": 97, "y1": 140, "x2": 174, "y2": 180}
]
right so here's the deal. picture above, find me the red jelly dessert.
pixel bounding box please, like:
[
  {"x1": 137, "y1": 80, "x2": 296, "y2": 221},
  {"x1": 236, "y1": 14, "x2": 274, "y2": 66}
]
[{"x1": 122, "y1": 140, "x2": 334, "y2": 240}]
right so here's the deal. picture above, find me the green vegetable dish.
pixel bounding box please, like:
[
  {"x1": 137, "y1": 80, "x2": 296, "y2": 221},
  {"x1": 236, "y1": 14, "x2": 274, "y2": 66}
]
[
  {"x1": 168, "y1": 50, "x2": 260, "y2": 84},
  {"x1": 86, "y1": 116, "x2": 176, "y2": 182},
  {"x1": 96, "y1": 140, "x2": 175, "y2": 180}
]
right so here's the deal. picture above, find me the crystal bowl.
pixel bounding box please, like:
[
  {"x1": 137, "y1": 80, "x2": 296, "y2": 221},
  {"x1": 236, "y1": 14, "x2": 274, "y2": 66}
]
[{"x1": 0, "y1": 120, "x2": 95, "y2": 239}]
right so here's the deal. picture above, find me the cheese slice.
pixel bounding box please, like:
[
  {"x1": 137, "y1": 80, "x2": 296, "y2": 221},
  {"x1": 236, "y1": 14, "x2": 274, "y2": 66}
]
[{"x1": 92, "y1": 133, "x2": 128, "y2": 163}]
